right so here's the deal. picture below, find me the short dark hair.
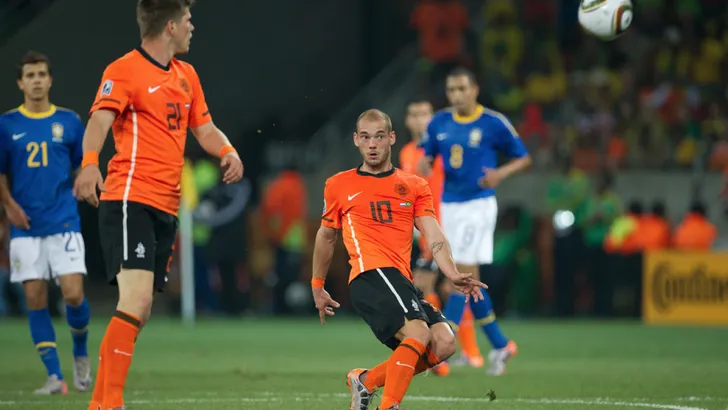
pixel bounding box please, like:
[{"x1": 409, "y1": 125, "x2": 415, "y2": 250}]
[
  {"x1": 651, "y1": 201, "x2": 666, "y2": 218},
  {"x1": 406, "y1": 97, "x2": 432, "y2": 109},
  {"x1": 357, "y1": 109, "x2": 393, "y2": 132},
  {"x1": 17, "y1": 51, "x2": 51, "y2": 80},
  {"x1": 447, "y1": 67, "x2": 478, "y2": 86},
  {"x1": 690, "y1": 201, "x2": 707, "y2": 216},
  {"x1": 136, "y1": 0, "x2": 194, "y2": 39}
]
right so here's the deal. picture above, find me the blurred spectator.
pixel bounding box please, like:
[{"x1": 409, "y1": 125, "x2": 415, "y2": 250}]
[
  {"x1": 189, "y1": 159, "x2": 221, "y2": 313},
  {"x1": 583, "y1": 172, "x2": 621, "y2": 316},
  {"x1": 411, "y1": 0, "x2": 470, "y2": 87},
  {"x1": 548, "y1": 159, "x2": 590, "y2": 317},
  {"x1": 260, "y1": 164, "x2": 308, "y2": 315},
  {"x1": 195, "y1": 178, "x2": 252, "y2": 316},
  {"x1": 672, "y1": 201, "x2": 717, "y2": 250},
  {"x1": 641, "y1": 201, "x2": 671, "y2": 250},
  {"x1": 604, "y1": 200, "x2": 645, "y2": 255}
]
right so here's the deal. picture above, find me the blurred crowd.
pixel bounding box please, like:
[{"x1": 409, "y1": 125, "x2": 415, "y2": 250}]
[{"x1": 410, "y1": 0, "x2": 728, "y2": 171}]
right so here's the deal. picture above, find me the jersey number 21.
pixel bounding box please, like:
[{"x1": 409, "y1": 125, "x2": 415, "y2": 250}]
[{"x1": 26, "y1": 142, "x2": 48, "y2": 168}]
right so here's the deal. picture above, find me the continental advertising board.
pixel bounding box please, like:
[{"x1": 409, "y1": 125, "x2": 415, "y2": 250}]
[{"x1": 643, "y1": 251, "x2": 728, "y2": 325}]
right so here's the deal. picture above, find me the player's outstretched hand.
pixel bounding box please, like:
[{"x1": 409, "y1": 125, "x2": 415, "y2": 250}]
[
  {"x1": 5, "y1": 199, "x2": 29, "y2": 230},
  {"x1": 73, "y1": 165, "x2": 105, "y2": 208},
  {"x1": 479, "y1": 167, "x2": 503, "y2": 188},
  {"x1": 449, "y1": 272, "x2": 488, "y2": 303},
  {"x1": 312, "y1": 288, "x2": 340, "y2": 325},
  {"x1": 220, "y1": 153, "x2": 243, "y2": 184}
]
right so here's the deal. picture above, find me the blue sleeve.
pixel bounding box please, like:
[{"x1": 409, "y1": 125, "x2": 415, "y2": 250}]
[
  {"x1": 0, "y1": 119, "x2": 9, "y2": 174},
  {"x1": 70, "y1": 113, "x2": 85, "y2": 169},
  {"x1": 493, "y1": 114, "x2": 528, "y2": 158},
  {"x1": 420, "y1": 117, "x2": 439, "y2": 157}
]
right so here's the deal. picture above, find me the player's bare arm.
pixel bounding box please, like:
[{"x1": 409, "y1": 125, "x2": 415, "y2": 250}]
[
  {"x1": 415, "y1": 214, "x2": 487, "y2": 302},
  {"x1": 418, "y1": 155, "x2": 434, "y2": 177},
  {"x1": 73, "y1": 110, "x2": 115, "y2": 207},
  {"x1": 191, "y1": 122, "x2": 243, "y2": 184},
  {"x1": 0, "y1": 174, "x2": 29, "y2": 229},
  {"x1": 480, "y1": 155, "x2": 531, "y2": 189},
  {"x1": 311, "y1": 225, "x2": 341, "y2": 324}
]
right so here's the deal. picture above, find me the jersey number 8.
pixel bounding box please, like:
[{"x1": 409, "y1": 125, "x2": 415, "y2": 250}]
[
  {"x1": 449, "y1": 144, "x2": 463, "y2": 169},
  {"x1": 26, "y1": 142, "x2": 49, "y2": 168}
]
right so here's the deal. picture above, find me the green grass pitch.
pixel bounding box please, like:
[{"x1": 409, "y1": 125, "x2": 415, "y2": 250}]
[{"x1": 0, "y1": 318, "x2": 727, "y2": 409}]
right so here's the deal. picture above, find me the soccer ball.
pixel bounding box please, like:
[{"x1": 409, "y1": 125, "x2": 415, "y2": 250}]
[{"x1": 578, "y1": 0, "x2": 633, "y2": 41}]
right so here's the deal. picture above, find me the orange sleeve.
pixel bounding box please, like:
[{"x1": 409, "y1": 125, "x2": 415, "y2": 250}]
[
  {"x1": 321, "y1": 179, "x2": 342, "y2": 229},
  {"x1": 89, "y1": 62, "x2": 132, "y2": 116},
  {"x1": 414, "y1": 178, "x2": 436, "y2": 218},
  {"x1": 187, "y1": 66, "x2": 212, "y2": 128}
]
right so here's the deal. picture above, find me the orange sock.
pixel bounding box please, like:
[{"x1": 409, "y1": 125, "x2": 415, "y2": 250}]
[
  {"x1": 102, "y1": 311, "x2": 141, "y2": 409},
  {"x1": 414, "y1": 347, "x2": 442, "y2": 373},
  {"x1": 380, "y1": 338, "x2": 426, "y2": 409},
  {"x1": 363, "y1": 347, "x2": 441, "y2": 392},
  {"x1": 458, "y1": 307, "x2": 482, "y2": 359},
  {"x1": 88, "y1": 333, "x2": 108, "y2": 410},
  {"x1": 424, "y1": 292, "x2": 441, "y2": 310}
]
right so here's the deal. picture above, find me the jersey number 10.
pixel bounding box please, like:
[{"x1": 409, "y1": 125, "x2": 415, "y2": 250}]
[
  {"x1": 26, "y1": 142, "x2": 48, "y2": 168},
  {"x1": 370, "y1": 200, "x2": 393, "y2": 224}
]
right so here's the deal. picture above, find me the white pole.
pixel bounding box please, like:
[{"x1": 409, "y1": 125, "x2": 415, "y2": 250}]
[{"x1": 179, "y1": 202, "x2": 196, "y2": 326}]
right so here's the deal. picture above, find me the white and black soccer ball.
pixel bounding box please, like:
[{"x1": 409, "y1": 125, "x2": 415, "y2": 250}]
[{"x1": 578, "y1": 0, "x2": 633, "y2": 41}]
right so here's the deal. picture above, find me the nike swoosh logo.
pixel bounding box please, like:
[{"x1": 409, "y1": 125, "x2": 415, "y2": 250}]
[
  {"x1": 148, "y1": 86, "x2": 161, "y2": 93},
  {"x1": 348, "y1": 192, "x2": 362, "y2": 201},
  {"x1": 395, "y1": 361, "x2": 415, "y2": 370},
  {"x1": 12, "y1": 133, "x2": 26, "y2": 140},
  {"x1": 113, "y1": 349, "x2": 132, "y2": 357}
]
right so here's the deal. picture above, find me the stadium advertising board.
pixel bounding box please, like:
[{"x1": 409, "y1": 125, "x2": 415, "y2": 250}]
[{"x1": 643, "y1": 251, "x2": 728, "y2": 325}]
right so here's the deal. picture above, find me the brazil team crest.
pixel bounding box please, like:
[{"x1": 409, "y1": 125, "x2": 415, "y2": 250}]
[
  {"x1": 51, "y1": 122, "x2": 64, "y2": 142},
  {"x1": 468, "y1": 128, "x2": 482, "y2": 147}
]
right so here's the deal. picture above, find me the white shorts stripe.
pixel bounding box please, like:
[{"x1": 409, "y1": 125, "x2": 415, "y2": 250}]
[
  {"x1": 376, "y1": 268, "x2": 408, "y2": 313},
  {"x1": 122, "y1": 104, "x2": 139, "y2": 261}
]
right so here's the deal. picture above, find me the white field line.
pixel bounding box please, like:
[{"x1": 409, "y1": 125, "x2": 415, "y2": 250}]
[{"x1": 0, "y1": 393, "x2": 714, "y2": 410}]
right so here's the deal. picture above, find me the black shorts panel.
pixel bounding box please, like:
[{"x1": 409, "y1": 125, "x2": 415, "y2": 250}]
[
  {"x1": 349, "y1": 267, "x2": 448, "y2": 350},
  {"x1": 99, "y1": 200, "x2": 178, "y2": 292}
]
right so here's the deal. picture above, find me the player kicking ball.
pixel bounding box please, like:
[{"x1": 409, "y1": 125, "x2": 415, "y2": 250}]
[
  {"x1": 419, "y1": 67, "x2": 531, "y2": 375},
  {"x1": 0, "y1": 51, "x2": 92, "y2": 394},
  {"x1": 311, "y1": 109, "x2": 487, "y2": 410}
]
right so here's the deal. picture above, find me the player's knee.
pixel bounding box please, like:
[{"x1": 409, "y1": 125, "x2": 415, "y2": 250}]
[
  {"x1": 398, "y1": 319, "x2": 432, "y2": 346},
  {"x1": 431, "y1": 323, "x2": 457, "y2": 361},
  {"x1": 22, "y1": 280, "x2": 47, "y2": 310},
  {"x1": 59, "y1": 275, "x2": 85, "y2": 306}
]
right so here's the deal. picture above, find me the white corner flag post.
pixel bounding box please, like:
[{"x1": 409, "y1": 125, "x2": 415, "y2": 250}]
[{"x1": 179, "y1": 201, "x2": 196, "y2": 327}]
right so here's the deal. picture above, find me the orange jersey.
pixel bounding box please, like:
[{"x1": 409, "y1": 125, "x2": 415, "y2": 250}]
[
  {"x1": 90, "y1": 48, "x2": 212, "y2": 216},
  {"x1": 399, "y1": 140, "x2": 444, "y2": 220},
  {"x1": 399, "y1": 140, "x2": 444, "y2": 259},
  {"x1": 321, "y1": 167, "x2": 435, "y2": 284}
]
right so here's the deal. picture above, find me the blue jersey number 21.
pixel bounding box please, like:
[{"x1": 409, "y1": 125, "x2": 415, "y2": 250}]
[{"x1": 26, "y1": 142, "x2": 48, "y2": 168}]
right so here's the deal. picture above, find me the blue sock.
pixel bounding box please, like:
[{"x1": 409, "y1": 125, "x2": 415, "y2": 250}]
[
  {"x1": 469, "y1": 290, "x2": 509, "y2": 349},
  {"x1": 442, "y1": 293, "x2": 467, "y2": 330},
  {"x1": 28, "y1": 308, "x2": 63, "y2": 380},
  {"x1": 66, "y1": 298, "x2": 90, "y2": 358}
]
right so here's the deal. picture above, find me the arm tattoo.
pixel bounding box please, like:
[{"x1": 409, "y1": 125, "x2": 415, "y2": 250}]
[{"x1": 430, "y1": 241, "x2": 444, "y2": 256}]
